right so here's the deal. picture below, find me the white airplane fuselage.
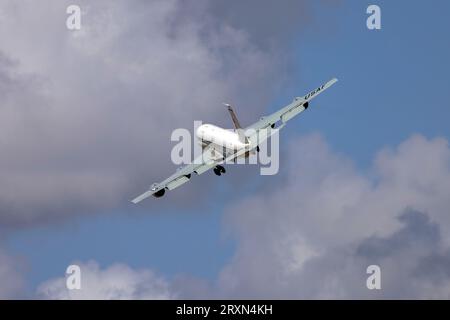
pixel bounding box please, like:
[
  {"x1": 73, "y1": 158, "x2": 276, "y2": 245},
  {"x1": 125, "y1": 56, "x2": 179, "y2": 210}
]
[{"x1": 196, "y1": 124, "x2": 247, "y2": 150}]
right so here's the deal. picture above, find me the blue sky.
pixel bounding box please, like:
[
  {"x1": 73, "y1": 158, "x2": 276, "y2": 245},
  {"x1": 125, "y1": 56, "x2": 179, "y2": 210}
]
[{"x1": 2, "y1": 1, "x2": 450, "y2": 298}]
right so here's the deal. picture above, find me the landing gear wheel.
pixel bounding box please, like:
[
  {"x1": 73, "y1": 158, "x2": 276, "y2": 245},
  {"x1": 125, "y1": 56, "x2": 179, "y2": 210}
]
[
  {"x1": 256, "y1": 146, "x2": 260, "y2": 152},
  {"x1": 216, "y1": 165, "x2": 225, "y2": 173},
  {"x1": 213, "y1": 168, "x2": 222, "y2": 176}
]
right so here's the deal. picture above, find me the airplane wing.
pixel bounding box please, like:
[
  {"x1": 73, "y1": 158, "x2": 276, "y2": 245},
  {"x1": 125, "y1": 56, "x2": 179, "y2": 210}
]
[
  {"x1": 246, "y1": 78, "x2": 338, "y2": 133},
  {"x1": 131, "y1": 144, "x2": 221, "y2": 203}
]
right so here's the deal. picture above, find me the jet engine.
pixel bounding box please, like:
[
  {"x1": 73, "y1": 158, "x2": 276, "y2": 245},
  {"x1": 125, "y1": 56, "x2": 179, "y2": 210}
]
[{"x1": 153, "y1": 188, "x2": 165, "y2": 198}]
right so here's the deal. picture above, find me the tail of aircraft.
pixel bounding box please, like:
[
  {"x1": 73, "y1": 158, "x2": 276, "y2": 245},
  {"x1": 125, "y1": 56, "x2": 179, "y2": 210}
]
[
  {"x1": 224, "y1": 103, "x2": 242, "y2": 129},
  {"x1": 224, "y1": 103, "x2": 248, "y2": 144}
]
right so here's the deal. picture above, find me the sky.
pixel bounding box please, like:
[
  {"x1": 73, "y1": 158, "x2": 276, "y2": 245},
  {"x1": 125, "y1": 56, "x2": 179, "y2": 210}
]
[{"x1": 1, "y1": 0, "x2": 450, "y2": 299}]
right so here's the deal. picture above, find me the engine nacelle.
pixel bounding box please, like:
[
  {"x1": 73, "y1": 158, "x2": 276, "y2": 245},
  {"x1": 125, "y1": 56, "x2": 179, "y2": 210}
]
[{"x1": 153, "y1": 188, "x2": 165, "y2": 198}]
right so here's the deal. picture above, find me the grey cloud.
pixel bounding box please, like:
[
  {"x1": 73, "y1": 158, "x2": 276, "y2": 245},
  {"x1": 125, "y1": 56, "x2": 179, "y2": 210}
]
[
  {"x1": 415, "y1": 250, "x2": 450, "y2": 285},
  {"x1": 294, "y1": 209, "x2": 450, "y2": 299},
  {"x1": 0, "y1": 0, "x2": 296, "y2": 227},
  {"x1": 213, "y1": 134, "x2": 450, "y2": 298},
  {"x1": 208, "y1": 0, "x2": 330, "y2": 49},
  {"x1": 6, "y1": 1, "x2": 450, "y2": 300},
  {"x1": 356, "y1": 210, "x2": 440, "y2": 260},
  {"x1": 0, "y1": 249, "x2": 25, "y2": 299},
  {"x1": 31, "y1": 134, "x2": 450, "y2": 299}
]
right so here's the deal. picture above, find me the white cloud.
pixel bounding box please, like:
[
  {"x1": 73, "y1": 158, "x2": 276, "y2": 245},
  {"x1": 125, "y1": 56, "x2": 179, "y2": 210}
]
[
  {"x1": 215, "y1": 133, "x2": 450, "y2": 298},
  {"x1": 37, "y1": 261, "x2": 173, "y2": 299}
]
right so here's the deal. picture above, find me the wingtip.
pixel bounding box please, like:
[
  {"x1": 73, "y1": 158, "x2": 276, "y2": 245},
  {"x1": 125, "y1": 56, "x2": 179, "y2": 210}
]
[
  {"x1": 325, "y1": 78, "x2": 338, "y2": 88},
  {"x1": 130, "y1": 190, "x2": 154, "y2": 204}
]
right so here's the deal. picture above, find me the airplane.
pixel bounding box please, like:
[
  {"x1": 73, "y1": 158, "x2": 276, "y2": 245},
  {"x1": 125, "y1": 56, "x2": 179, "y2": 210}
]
[{"x1": 131, "y1": 78, "x2": 338, "y2": 203}]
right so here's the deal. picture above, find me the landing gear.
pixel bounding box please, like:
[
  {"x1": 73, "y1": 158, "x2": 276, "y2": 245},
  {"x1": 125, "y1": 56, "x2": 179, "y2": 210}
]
[
  {"x1": 256, "y1": 146, "x2": 260, "y2": 152},
  {"x1": 213, "y1": 165, "x2": 226, "y2": 176}
]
